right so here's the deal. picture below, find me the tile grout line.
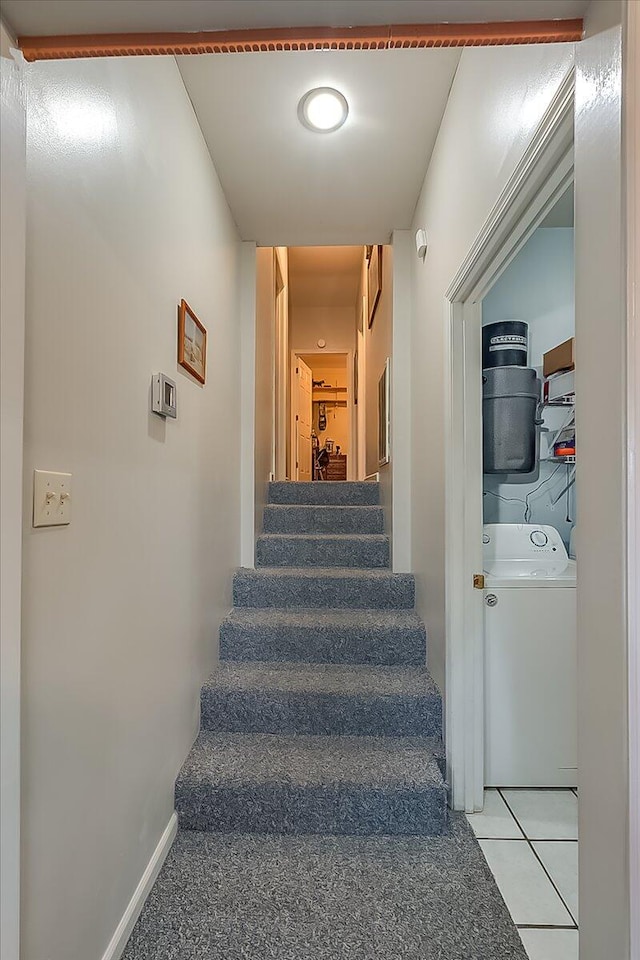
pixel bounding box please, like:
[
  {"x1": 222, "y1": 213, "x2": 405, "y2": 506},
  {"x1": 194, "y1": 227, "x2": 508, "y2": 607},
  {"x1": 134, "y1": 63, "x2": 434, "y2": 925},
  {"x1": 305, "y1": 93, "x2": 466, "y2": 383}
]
[
  {"x1": 468, "y1": 787, "x2": 526, "y2": 840},
  {"x1": 475, "y1": 837, "x2": 578, "y2": 844},
  {"x1": 497, "y1": 789, "x2": 579, "y2": 930}
]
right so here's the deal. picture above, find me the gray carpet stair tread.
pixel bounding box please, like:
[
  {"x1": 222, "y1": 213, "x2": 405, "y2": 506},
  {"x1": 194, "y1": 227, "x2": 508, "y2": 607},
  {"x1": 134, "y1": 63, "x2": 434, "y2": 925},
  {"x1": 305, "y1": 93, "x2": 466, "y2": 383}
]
[
  {"x1": 266, "y1": 505, "x2": 383, "y2": 514},
  {"x1": 121, "y1": 818, "x2": 529, "y2": 960},
  {"x1": 257, "y1": 533, "x2": 388, "y2": 542},
  {"x1": 238, "y1": 566, "x2": 408, "y2": 579},
  {"x1": 256, "y1": 533, "x2": 390, "y2": 568},
  {"x1": 201, "y1": 662, "x2": 442, "y2": 738},
  {"x1": 268, "y1": 481, "x2": 380, "y2": 505},
  {"x1": 205, "y1": 662, "x2": 439, "y2": 698},
  {"x1": 233, "y1": 567, "x2": 415, "y2": 609},
  {"x1": 219, "y1": 607, "x2": 427, "y2": 665},
  {"x1": 179, "y1": 731, "x2": 444, "y2": 789},
  {"x1": 263, "y1": 504, "x2": 384, "y2": 534},
  {"x1": 222, "y1": 607, "x2": 426, "y2": 630}
]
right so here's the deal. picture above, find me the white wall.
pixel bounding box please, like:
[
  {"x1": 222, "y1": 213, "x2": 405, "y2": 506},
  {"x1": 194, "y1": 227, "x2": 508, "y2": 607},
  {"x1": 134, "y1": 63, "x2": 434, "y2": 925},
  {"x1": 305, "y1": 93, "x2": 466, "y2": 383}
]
[
  {"x1": 482, "y1": 227, "x2": 576, "y2": 548},
  {"x1": 21, "y1": 56, "x2": 241, "y2": 960},
  {"x1": 409, "y1": 42, "x2": 575, "y2": 692},
  {"x1": 1, "y1": 31, "x2": 25, "y2": 960},
  {"x1": 290, "y1": 304, "x2": 356, "y2": 355}
]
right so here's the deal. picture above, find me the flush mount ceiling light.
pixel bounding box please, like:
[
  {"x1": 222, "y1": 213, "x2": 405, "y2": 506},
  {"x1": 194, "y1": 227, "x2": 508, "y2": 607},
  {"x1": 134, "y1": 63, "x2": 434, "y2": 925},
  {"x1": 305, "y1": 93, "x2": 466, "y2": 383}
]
[{"x1": 298, "y1": 87, "x2": 349, "y2": 133}]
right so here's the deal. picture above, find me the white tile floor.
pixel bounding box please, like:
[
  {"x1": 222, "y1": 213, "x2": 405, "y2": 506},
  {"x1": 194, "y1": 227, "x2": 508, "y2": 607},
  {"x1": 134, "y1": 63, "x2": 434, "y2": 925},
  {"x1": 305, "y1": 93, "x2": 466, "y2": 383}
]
[{"x1": 467, "y1": 789, "x2": 578, "y2": 960}]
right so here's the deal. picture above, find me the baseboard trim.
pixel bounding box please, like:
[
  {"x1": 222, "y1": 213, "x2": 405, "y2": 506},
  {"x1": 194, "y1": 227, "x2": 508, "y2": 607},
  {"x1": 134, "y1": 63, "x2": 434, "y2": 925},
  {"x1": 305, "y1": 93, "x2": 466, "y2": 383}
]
[{"x1": 100, "y1": 811, "x2": 178, "y2": 960}]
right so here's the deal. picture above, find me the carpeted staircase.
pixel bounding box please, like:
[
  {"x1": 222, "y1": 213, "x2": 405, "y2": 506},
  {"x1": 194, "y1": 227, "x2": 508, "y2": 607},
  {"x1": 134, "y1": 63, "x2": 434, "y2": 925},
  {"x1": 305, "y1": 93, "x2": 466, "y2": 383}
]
[{"x1": 175, "y1": 481, "x2": 447, "y2": 837}]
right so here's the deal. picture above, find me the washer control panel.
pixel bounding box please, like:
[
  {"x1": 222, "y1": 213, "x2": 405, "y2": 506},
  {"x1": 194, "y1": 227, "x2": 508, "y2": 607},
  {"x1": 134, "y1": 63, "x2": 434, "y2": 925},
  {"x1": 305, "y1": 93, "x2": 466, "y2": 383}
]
[
  {"x1": 483, "y1": 523, "x2": 568, "y2": 562},
  {"x1": 529, "y1": 529, "x2": 549, "y2": 547}
]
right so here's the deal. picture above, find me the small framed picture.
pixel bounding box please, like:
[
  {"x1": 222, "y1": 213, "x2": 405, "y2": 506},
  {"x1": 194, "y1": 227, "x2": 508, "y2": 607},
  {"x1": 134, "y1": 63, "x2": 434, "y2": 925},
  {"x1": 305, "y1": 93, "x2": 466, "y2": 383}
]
[
  {"x1": 367, "y1": 244, "x2": 382, "y2": 328},
  {"x1": 178, "y1": 299, "x2": 207, "y2": 384}
]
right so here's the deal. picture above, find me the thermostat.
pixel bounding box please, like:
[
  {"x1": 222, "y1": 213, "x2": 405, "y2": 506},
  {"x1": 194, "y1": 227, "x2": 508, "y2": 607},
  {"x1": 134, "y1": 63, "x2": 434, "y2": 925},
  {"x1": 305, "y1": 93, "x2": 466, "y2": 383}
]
[{"x1": 151, "y1": 374, "x2": 177, "y2": 418}]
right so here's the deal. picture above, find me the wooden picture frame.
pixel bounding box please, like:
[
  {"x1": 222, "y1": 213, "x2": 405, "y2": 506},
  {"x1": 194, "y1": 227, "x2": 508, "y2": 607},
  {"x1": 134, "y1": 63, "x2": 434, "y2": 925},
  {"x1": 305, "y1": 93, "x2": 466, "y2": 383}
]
[
  {"x1": 367, "y1": 244, "x2": 382, "y2": 328},
  {"x1": 178, "y1": 299, "x2": 207, "y2": 384}
]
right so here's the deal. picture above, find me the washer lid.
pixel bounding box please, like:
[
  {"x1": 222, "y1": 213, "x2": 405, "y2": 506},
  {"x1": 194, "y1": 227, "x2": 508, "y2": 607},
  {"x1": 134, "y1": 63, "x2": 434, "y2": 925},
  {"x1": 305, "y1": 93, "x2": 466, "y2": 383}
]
[
  {"x1": 484, "y1": 558, "x2": 577, "y2": 587},
  {"x1": 483, "y1": 523, "x2": 569, "y2": 563}
]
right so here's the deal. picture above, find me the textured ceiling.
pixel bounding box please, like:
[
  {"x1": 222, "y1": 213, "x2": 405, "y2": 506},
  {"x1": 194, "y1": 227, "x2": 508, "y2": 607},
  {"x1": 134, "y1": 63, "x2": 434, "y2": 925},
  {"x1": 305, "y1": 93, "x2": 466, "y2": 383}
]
[
  {"x1": 3, "y1": 0, "x2": 589, "y2": 36},
  {"x1": 178, "y1": 48, "x2": 461, "y2": 245},
  {"x1": 289, "y1": 247, "x2": 362, "y2": 309}
]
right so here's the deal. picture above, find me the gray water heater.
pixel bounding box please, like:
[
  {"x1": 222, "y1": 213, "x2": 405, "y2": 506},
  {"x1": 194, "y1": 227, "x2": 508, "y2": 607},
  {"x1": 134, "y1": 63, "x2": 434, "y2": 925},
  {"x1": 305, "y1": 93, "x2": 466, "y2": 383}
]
[
  {"x1": 482, "y1": 320, "x2": 529, "y2": 369},
  {"x1": 483, "y1": 366, "x2": 541, "y2": 477}
]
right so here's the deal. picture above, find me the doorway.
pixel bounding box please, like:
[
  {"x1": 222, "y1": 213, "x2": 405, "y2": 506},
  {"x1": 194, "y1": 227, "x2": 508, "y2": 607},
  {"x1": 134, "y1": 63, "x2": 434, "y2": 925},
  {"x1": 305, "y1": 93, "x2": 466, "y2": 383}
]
[
  {"x1": 481, "y1": 185, "x2": 577, "y2": 790},
  {"x1": 444, "y1": 69, "x2": 575, "y2": 815},
  {"x1": 476, "y1": 184, "x2": 579, "y2": 942},
  {"x1": 292, "y1": 352, "x2": 352, "y2": 481}
]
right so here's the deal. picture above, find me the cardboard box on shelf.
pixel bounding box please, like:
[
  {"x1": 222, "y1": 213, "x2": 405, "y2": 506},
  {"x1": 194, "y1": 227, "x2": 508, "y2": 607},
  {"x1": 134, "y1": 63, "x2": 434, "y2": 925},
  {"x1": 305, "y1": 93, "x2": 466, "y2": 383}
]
[{"x1": 543, "y1": 337, "x2": 575, "y2": 378}]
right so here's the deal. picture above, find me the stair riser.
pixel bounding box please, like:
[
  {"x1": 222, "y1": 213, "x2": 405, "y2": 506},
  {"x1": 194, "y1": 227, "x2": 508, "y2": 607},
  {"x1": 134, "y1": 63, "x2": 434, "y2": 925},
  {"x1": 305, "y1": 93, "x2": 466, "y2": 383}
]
[
  {"x1": 268, "y1": 482, "x2": 380, "y2": 506},
  {"x1": 233, "y1": 574, "x2": 415, "y2": 609},
  {"x1": 256, "y1": 536, "x2": 390, "y2": 569},
  {"x1": 263, "y1": 506, "x2": 384, "y2": 535},
  {"x1": 176, "y1": 785, "x2": 447, "y2": 836},
  {"x1": 219, "y1": 622, "x2": 426, "y2": 666},
  {"x1": 201, "y1": 690, "x2": 442, "y2": 738}
]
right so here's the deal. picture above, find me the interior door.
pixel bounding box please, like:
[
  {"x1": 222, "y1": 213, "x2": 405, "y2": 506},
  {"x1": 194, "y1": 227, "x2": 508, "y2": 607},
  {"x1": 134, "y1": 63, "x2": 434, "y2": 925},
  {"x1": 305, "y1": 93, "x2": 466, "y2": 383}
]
[{"x1": 295, "y1": 358, "x2": 312, "y2": 481}]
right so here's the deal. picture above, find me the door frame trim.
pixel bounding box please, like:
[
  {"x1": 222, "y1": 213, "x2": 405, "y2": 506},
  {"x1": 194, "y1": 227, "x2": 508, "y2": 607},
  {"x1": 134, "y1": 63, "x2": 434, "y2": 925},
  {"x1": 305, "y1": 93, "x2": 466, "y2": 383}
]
[
  {"x1": 274, "y1": 249, "x2": 288, "y2": 481},
  {"x1": 443, "y1": 68, "x2": 575, "y2": 812},
  {"x1": 625, "y1": 0, "x2": 640, "y2": 951},
  {"x1": 0, "y1": 46, "x2": 26, "y2": 960}
]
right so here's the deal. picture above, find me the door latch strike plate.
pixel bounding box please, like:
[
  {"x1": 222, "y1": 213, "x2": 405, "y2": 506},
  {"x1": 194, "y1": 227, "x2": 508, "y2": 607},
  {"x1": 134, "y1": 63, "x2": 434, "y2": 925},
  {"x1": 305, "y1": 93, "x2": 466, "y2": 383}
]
[{"x1": 473, "y1": 574, "x2": 485, "y2": 589}]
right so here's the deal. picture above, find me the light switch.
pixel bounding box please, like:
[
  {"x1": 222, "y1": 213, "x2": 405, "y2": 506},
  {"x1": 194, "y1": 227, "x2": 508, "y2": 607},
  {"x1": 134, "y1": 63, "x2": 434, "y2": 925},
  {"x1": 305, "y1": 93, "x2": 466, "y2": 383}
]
[{"x1": 33, "y1": 470, "x2": 72, "y2": 527}]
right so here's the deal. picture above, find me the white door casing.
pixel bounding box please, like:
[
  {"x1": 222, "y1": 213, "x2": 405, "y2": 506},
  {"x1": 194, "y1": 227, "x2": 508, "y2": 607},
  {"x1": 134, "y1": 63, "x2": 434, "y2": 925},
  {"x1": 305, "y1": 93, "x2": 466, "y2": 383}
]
[
  {"x1": 0, "y1": 45, "x2": 26, "y2": 960},
  {"x1": 575, "y1": 3, "x2": 629, "y2": 956},
  {"x1": 625, "y1": 2, "x2": 640, "y2": 954},
  {"x1": 357, "y1": 323, "x2": 367, "y2": 480},
  {"x1": 274, "y1": 248, "x2": 288, "y2": 481}
]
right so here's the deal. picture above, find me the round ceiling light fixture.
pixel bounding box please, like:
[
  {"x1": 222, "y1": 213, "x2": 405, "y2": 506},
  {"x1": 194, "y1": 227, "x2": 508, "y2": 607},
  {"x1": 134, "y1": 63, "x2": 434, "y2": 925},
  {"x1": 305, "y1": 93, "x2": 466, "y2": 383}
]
[{"x1": 298, "y1": 87, "x2": 349, "y2": 133}]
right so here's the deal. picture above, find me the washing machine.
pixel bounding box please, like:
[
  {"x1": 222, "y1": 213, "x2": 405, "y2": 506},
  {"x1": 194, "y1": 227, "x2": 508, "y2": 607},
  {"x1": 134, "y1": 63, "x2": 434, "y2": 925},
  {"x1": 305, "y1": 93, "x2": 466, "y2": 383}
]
[{"x1": 483, "y1": 523, "x2": 577, "y2": 787}]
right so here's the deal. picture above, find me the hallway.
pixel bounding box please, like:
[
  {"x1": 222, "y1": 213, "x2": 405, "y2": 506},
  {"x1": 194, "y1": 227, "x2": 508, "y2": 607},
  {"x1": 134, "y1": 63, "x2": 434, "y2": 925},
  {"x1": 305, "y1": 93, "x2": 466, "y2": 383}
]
[
  {"x1": 123, "y1": 481, "x2": 526, "y2": 959},
  {"x1": 1, "y1": 3, "x2": 634, "y2": 959}
]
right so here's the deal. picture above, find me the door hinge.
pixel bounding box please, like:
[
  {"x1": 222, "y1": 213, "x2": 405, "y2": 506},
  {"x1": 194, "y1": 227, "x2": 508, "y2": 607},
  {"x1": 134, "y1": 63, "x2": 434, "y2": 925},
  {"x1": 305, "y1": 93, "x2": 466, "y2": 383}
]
[
  {"x1": 296, "y1": 367, "x2": 299, "y2": 374},
  {"x1": 295, "y1": 414, "x2": 299, "y2": 421},
  {"x1": 473, "y1": 574, "x2": 485, "y2": 590}
]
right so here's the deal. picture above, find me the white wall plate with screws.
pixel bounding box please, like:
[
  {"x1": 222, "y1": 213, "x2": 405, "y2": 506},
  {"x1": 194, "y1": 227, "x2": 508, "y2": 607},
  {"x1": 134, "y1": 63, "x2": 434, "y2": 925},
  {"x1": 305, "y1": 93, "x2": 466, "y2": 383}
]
[{"x1": 33, "y1": 470, "x2": 72, "y2": 527}]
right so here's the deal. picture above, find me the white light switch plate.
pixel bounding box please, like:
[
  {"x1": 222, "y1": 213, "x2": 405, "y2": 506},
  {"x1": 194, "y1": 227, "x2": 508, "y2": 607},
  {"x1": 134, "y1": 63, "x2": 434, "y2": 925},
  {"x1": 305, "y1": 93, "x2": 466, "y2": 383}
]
[{"x1": 33, "y1": 470, "x2": 72, "y2": 527}]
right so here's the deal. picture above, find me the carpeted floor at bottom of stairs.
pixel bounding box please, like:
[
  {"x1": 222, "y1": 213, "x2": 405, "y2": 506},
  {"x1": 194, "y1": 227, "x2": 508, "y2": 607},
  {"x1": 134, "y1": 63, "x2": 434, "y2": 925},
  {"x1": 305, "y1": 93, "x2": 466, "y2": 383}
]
[{"x1": 122, "y1": 813, "x2": 527, "y2": 960}]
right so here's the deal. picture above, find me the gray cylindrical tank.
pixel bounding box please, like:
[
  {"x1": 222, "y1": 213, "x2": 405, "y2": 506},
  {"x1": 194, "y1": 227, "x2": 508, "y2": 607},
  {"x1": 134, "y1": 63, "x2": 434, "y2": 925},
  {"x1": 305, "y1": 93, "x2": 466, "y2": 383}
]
[
  {"x1": 483, "y1": 320, "x2": 529, "y2": 369},
  {"x1": 483, "y1": 366, "x2": 540, "y2": 474}
]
